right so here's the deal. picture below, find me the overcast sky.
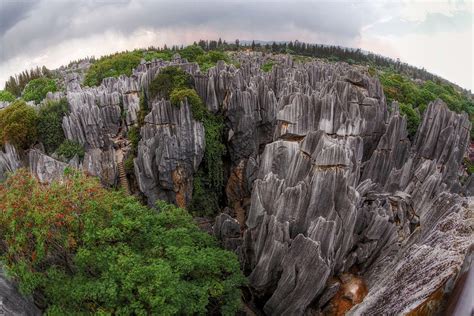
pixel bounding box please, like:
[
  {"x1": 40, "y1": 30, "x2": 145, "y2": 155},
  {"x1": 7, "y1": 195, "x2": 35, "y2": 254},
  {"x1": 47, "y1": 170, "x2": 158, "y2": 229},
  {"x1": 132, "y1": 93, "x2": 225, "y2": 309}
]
[{"x1": 0, "y1": 0, "x2": 472, "y2": 90}]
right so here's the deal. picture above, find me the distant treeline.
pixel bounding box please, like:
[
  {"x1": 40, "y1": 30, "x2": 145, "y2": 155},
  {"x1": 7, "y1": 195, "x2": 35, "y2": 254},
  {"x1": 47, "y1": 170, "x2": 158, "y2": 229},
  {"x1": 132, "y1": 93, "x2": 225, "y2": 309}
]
[
  {"x1": 4, "y1": 66, "x2": 54, "y2": 97},
  {"x1": 190, "y1": 39, "x2": 472, "y2": 97}
]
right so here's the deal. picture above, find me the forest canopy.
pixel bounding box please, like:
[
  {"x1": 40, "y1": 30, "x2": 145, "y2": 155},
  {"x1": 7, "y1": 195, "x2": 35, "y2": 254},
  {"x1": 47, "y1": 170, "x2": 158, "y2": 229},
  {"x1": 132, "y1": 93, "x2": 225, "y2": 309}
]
[{"x1": 0, "y1": 169, "x2": 245, "y2": 315}]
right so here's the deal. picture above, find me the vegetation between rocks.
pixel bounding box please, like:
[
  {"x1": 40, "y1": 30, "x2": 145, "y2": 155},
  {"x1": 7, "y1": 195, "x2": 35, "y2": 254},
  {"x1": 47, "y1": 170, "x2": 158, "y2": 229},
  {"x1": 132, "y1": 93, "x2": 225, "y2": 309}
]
[
  {"x1": 0, "y1": 100, "x2": 38, "y2": 149},
  {"x1": 22, "y1": 77, "x2": 58, "y2": 104},
  {"x1": 37, "y1": 99, "x2": 69, "y2": 154},
  {"x1": 0, "y1": 169, "x2": 245, "y2": 315}
]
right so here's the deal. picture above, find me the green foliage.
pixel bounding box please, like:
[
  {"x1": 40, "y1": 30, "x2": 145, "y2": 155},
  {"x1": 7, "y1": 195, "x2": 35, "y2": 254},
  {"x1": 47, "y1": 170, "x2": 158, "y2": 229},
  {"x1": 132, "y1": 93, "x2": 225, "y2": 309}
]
[
  {"x1": 0, "y1": 90, "x2": 15, "y2": 102},
  {"x1": 195, "y1": 51, "x2": 230, "y2": 72},
  {"x1": 0, "y1": 100, "x2": 38, "y2": 149},
  {"x1": 124, "y1": 154, "x2": 135, "y2": 175},
  {"x1": 170, "y1": 88, "x2": 202, "y2": 110},
  {"x1": 37, "y1": 99, "x2": 69, "y2": 154},
  {"x1": 137, "y1": 89, "x2": 149, "y2": 127},
  {"x1": 22, "y1": 78, "x2": 57, "y2": 104},
  {"x1": 149, "y1": 66, "x2": 194, "y2": 100},
  {"x1": 464, "y1": 158, "x2": 474, "y2": 175},
  {"x1": 380, "y1": 71, "x2": 474, "y2": 115},
  {"x1": 84, "y1": 52, "x2": 142, "y2": 87},
  {"x1": 4, "y1": 66, "x2": 53, "y2": 97},
  {"x1": 367, "y1": 66, "x2": 377, "y2": 77},
  {"x1": 0, "y1": 170, "x2": 245, "y2": 315},
  {"x1": 172, "y1": 90, "x2": 227, "y2": 217},
  {"x1": 261, "y1": 61, "x2": 275, "y2": 72},
  {"x1": 399, "y1": 103, "x2": 421, "y2": 140},
  {"x1": 380, "y1": 71, "x2": 474, "y2": 139},
  {"x1": 143, "y1": 50, "x2": 173, "y2": 62},
  {"x1": 56, "y1": 140, "x2": 85, "y2": 160},
  {"x1": 127, "y1": 126, "x2": 141, "y2": 153},
  {"x1": 168, "y1": 85, "x2": 226, "y2": 216},
  {"x1": 179, "y1": 45, "x2": 205, "y2": 62}
]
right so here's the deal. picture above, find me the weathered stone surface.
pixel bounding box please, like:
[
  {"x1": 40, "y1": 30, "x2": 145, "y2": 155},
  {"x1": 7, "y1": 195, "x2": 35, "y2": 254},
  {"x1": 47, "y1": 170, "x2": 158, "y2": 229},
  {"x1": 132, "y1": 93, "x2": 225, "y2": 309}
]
[
  {"x1": 5, "y1": 52, "x2": 471, "y2": 315},
  {"x1": 28, "y1": 149, "x2": 69, "y2": 184},
  {"x1": 0, "y1": 144, "x2": 21, "y2": 181},
  {"x1": 134, "y1": 98, "x2": 205, "y2": 207},
  {"x1": 0, "y1": 268, "x2": 40, "y2": 315}
]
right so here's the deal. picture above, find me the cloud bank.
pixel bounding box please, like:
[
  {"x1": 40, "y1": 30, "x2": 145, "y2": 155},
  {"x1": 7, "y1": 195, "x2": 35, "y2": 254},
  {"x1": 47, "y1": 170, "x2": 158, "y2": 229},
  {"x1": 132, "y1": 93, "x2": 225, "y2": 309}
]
[{"x1": 0, "y1": 0, "x2": 472, "y2": 90}]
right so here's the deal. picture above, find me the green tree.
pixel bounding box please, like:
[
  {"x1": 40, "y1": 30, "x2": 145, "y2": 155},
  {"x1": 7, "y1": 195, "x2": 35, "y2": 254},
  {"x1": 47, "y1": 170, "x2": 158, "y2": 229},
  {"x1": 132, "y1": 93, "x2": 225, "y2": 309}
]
[
  {"x1": 84, "y1": 52, "x2": 142, "y2": 87},
  {"x1": 261, "y1": 61, "x2": 275, "y2": 72},
  {"x1": 399, "y1": 103, "x2": 421, "y2": 140},
  {"x1": 56, "y1": 140, "x2": 85, "y2": 160},
  {"x1": 0, "y1": 100, "x2": 38, "y2": 149},
  {"x1": 148, "y1": 66, "x2": 194, "y2": 99},
  {"x1": 179, "y1": 45, "x2": 205, "y2": 62},
  {"x1": 0, "y1": 169, "x2": 245, "y2": 315},
  {"x1": 37, "y1": 99, "x2": 69, "y2": 153},
  {"x1": 0, "y1": 90, "x2": 15, "y2": 102},
  {"x1": 22, "y1": 78, "x2": 57, "y2": 104}
]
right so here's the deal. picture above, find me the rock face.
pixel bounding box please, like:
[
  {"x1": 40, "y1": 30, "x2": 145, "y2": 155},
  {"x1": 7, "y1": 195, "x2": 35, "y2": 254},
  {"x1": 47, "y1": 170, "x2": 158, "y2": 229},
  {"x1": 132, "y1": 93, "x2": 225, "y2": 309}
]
[
  {"x1": 0, "y1": 52, "x2": 472, "y2": 315},
  {"x1": 135, "y1": 98, "x2": 205, "y2": 207},
  {"x1": 0, "y1": 144, "x2": 21, "y2": 181},
  {"x1": 206, "y1": 54, "x2": 471, "y2": 315},
  {"x1": 0, "y1": 268, "x2": 40, "y2": 315}
]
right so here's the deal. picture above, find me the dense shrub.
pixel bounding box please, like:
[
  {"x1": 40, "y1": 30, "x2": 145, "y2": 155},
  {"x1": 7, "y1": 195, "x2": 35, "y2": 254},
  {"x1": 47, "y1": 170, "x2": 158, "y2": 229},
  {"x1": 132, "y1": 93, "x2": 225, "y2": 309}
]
[
  {"x1": 124, "y1": 154, "x2": 135, "y2": 175},
  {"x1": 261, "y1": 61, "x2": 275, "y2": 72},
  {"x1": 37, "y1": 99, "x2": 69, "y2": 153},
  {"x1": 0, "y1": 90, "x2": 15, "y2": 102},
  {"x1": 4, "y1": 66, "x2": 53, "y2": 97},
  {"x1": 143, "y1": 50, "x2": 173, "y2": 62},
  {"x1": 148, "y1": 66, "x2": 194, "y2": 99},
  {"x1": 0, "y1": 100, "x2": 38, "y2": 149},
  {"x1": 0, "y1": 169, "x2": 245, "y2": 315},
  {"x1": 196, "y1": 51, "x2": 230, "y2": 71},
  {"x1": 84, "y1": 52, "x2": 142, "y2": 87},
  {"x1": 22, "y1": 78, "x2": 57, "y2": 104},
  {"x1": 179, "y1": 45, "x2": 205, "y2": 62},
  {"x1": 56, "y1": 140, "x2": 85, "y2": 160},
  {"x1": 399, "y1": 103, "x2": 421, "y2": 140},
  {"x1": 380, "y1": 71, "x2": 474, "y2": 139},
  {"x1": 128, "y1": 125, "x2": 141, "y2": 152},
  {"x1": 173, "y1": 89, "x2": 227, "y2": 217}
]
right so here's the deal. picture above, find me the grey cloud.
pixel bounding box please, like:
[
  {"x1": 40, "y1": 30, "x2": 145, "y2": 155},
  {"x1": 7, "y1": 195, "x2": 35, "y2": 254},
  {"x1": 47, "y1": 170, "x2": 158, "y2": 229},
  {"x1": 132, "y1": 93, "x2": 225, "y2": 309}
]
[
  {"x1": 0, "y1": 0, "x2": 38, "y2": 35},
  {"x1": 0, "y1": 0, "x2": 379, "y2": 63}
]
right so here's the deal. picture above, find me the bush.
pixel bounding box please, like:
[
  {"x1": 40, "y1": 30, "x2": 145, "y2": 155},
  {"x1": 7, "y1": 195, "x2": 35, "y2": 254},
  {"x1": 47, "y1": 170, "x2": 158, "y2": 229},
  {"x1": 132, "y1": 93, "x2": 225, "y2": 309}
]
[
  {"x1": 0, "y1": 100, "x2": 38, "y2": 149},
  {"x1": 0, "y1": 90, "x2": 15, "y2": 102},
  {"x1": 128, "y1": 125, "x2": 141, "y2": 153},
  {"x1": 0, "y1": 169, "x2": 245, "y2": 315},
  {"x1": 261, "y1": 61, "x2": 275, "y2": 72},
  {"x1": 179, "y1": 45, "x2": 205, "y2": 62},
  {"x1": 124, "y1": 154, "x2": 135, "y2": 175},
  {"x1": 84, "y1": 52, "x2": 142, "y2": 87},
  {"x1": 37, "y1": 99, "x2": 69, "y2": 154},
  {"x1": 149, "y1": 66, "x2": 194, "y2": 100},
  {"x1": 399, "y1": 103, "x2": 421, "y2": 140},
  {"x1": 143, "y1": 50, "x2": 173, "y2": 62},
  {"x1": 195, "y1": 51, "x2": 230, "y2": 71},
  {"x1": 56, "y1": 140, "x2": 85, "y2": 160},
  {"x1": 22, "y1": 78, "x2": 57, "y2": 104}
]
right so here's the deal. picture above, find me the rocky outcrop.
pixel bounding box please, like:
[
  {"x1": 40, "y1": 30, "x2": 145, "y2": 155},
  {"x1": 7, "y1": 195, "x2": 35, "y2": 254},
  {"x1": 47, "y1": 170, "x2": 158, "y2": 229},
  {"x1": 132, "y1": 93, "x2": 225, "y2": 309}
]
[
  {"x1": 134, "y1": 98, "x2": 205, "y2": 207},
  {"x1": 0, "y1": 51, "x2": 471, "y2": 316},
  {"x1": 0, "y1": 268, "x2": 40, "y2": 315},
  {"x1": 0, "y1": 144, "x2": 21, "y2": 181}
]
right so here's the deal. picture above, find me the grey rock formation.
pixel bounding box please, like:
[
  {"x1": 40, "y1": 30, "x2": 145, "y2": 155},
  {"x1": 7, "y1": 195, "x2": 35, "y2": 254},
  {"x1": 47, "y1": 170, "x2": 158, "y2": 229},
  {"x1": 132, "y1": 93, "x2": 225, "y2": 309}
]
[
  {"x1": 0, "y1": 144, "x2": 21, "y2": 181},
  {"x1": 0, "y1": 52, "x2": 471, "y2": 315},
  {"x1": 28, "y1": 149, "x2": 69, "y2": 184},
  {"x1": 0, "y1": 268, "x2": 40, "y2": 315},
  {"x1": 135, "y1": 98, "x2": 204, "y2": 207}
]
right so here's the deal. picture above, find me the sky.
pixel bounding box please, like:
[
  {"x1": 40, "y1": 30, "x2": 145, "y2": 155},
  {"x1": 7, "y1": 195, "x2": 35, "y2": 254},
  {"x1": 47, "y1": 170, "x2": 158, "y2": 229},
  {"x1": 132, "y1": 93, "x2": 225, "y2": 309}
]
[{"x1": 0, "y1": 0, "x2": 473, "y2": 91}]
